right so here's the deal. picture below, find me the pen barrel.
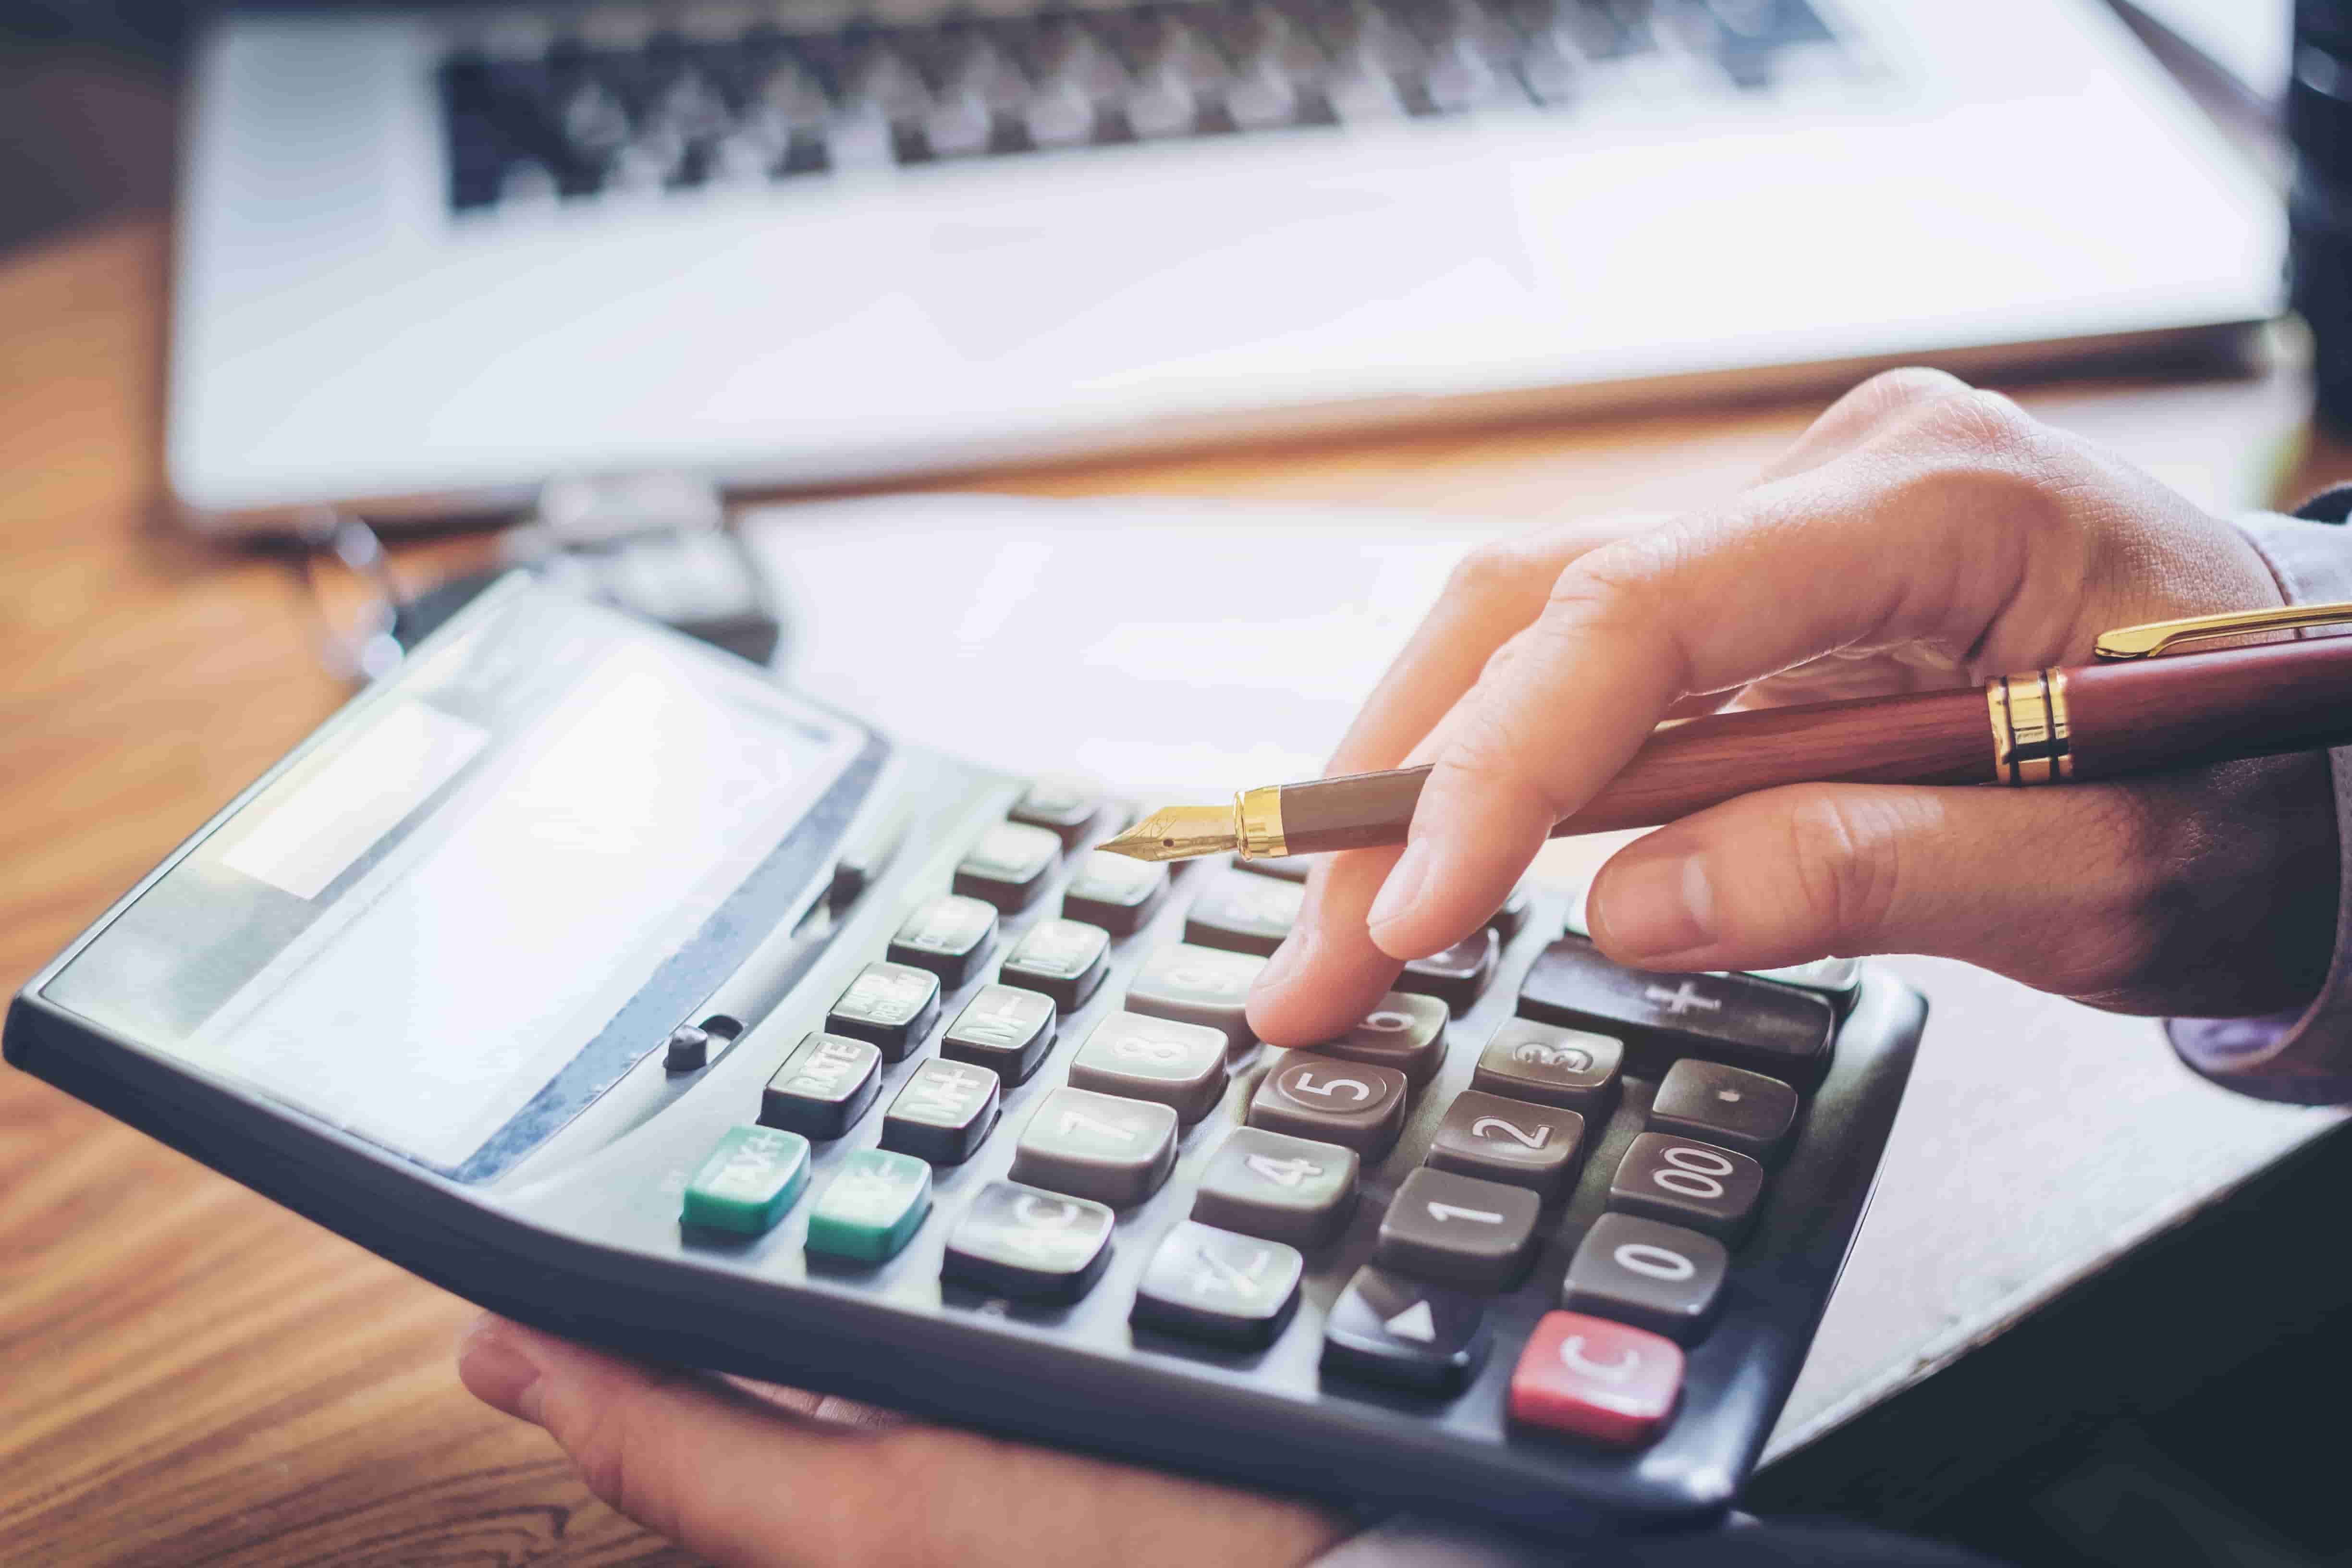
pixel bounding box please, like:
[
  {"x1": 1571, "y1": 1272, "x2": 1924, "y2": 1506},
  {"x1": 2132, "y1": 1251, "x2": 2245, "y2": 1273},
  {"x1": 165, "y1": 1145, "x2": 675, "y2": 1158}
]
[{"x1": 2063, "y1": 637, "x2": 2352, "y2": 776}]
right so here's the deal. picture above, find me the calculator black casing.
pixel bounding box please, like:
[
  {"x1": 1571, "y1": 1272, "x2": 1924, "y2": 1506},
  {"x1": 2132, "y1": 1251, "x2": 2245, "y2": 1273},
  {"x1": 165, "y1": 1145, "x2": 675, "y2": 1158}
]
[{"x1": 7, "y1": 582, "x2": 1923, "y2": 1542}]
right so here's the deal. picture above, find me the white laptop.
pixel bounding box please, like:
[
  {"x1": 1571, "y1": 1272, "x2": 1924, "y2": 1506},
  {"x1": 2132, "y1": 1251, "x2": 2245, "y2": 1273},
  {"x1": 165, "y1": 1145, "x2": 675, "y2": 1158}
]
[{"x1": 172, "y1": 0, "x2": 2282, "y2": 531}]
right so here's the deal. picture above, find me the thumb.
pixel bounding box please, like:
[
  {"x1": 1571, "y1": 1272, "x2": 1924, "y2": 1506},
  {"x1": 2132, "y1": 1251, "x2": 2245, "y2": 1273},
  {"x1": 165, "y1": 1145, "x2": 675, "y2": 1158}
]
[{"x1": 1584, "y1": 782, "x2": 2161, "y2": 998}]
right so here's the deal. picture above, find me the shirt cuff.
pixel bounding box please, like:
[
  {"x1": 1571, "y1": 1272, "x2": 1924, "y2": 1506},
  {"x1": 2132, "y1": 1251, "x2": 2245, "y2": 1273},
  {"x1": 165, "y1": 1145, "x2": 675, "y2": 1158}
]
[{"x1": 2168, "y1": 510, "x2": 2352, "y2": 1103}]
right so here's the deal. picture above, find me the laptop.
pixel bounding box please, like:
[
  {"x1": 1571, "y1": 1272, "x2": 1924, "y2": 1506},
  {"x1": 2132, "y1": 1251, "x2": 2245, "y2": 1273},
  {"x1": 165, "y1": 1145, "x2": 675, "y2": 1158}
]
[{"x1": 171, "y1": 0, "x2": 2281, "y2": 532}]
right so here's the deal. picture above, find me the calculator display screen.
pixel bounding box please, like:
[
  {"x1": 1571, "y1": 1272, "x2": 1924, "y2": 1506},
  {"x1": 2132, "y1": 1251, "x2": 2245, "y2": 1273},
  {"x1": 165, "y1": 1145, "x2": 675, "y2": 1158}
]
[{"x1": 45, "y1": 584, "x2": 872, "y2": 1177}]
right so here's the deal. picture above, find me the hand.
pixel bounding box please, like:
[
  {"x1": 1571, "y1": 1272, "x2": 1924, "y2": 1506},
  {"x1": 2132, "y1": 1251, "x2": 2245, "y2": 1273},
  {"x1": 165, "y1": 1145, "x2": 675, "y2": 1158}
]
[
  {"x1": 1247, "y1": 368, "x2": 2341, "y2": 1046},
  {"x1": 456, "y1": 1314, "x2": 1351, "y2": 1568}
]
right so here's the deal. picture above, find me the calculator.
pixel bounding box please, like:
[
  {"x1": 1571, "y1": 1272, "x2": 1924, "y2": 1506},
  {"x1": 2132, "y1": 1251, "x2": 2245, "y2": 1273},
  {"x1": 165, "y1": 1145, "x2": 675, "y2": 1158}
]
[{"x1": 5, "y1": 577, "x2": 1922, "y2": 1541}]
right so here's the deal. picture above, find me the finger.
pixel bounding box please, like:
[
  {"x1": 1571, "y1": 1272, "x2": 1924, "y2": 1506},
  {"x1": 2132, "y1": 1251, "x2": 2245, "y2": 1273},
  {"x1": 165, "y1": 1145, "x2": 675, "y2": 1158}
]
[
  {"x1": 1582, "y1": 781, "x2": 2163, "y2": 993},
  {"x1": 458, "y1": 1314, "x2": 903, "y2": 1568},
  {"x1": 1357, "y1": 390, "x2": 2103, "y2": 963},
  {"x1": 1751, "y1": 366, "x2": 1975, "y2": 484},
  {"x1": 1247, "y1": 843, "x2": 1406, "y2": 1046}
]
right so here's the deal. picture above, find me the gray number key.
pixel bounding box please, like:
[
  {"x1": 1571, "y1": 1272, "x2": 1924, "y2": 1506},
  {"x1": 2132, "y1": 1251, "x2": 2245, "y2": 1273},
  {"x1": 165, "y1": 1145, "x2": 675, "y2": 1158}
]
[
  {"x1": 1009, "y1": 1086, "x2": 1179, "y2": 1206},
  {"x1": 1648, "y1": 1059, "x2": 1798, "y2": 1162},
  {"x1": 1562, "y1": 1212, "x2": 1729, "y2": 1343},
  {"x1": 879, "y1": 1057, "x2": 1002, "y2": 1165},
  {"x1": 1316, "y1": 990, "x2": 1448, "y2": 1087},
  {"x1": 1000, "y1": 917, "x2": 1111, "y2": 1010},
  {"x1": 1183, "y1": 870, "x2": 1303, "y2": 957},
  {"x1": 1128, "y1": 942, "x2": 1265, "y2": 1059},
  {"x1": 1062, "y1": 850, "x2": 1169, "y2": 935},
  {"x1": 1008, "y1": 776, "x2": 1102, "y2": 848},
  {"x1": 1608, "y1": 1133, "x2": 1764, "y2": 1241},
  {"x1": 1398, "y1": 928, "x2": 1497, "y2": 1015},
  {"x1": 943, "y1": 1180, "x2": 1116, "y2": 1302},
  {"x1": 827, "y1": 960, "x2": 943, "y2": 1061},
  {"x1": 1425, "y1": 1090, "x2": 1586, "y2": 1200},
  {"x1": 1131, "y1": 1220, "x2": 1304, "y2": 1348},
  {"x1": 1471, "y1": 1018, "x2": 1623, "y2": 1115},
  {"x1": 954, "y1": 821, "x2": 1063, "y2": 913},
  {"x1": 885, "y1": 894, "x2": 999, "y2": 987},
  {"x1": 1374, "y1": 1166, "x2": 1542, "y2": 1291},
  {"x1": 1191, "y1": 1126, "x2": 1359, "y2": 1246},
  {"x1": 1247, "y1": 1052, "x2": 1409, "y2": 1158},
  {"x1": 1067, "y1": 1011, "x2": 1229, "y2": 1124},
  {"x1": 939, "y1": 983, "x2": 1058, "y2": 1084}
]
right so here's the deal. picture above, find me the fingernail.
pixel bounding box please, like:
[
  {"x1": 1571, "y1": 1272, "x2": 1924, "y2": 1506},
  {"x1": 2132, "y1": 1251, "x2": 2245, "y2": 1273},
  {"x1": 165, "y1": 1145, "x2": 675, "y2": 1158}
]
[
  {"x1": 1367, "y1": 842, "x2": 1433, "y2": 932},
  {"x1": 1593, "y1": 854, "x2": 1717, "y2": 959},
  {"x1": 458, "y1": 1317, "x2": 547, "y2": 1425}
]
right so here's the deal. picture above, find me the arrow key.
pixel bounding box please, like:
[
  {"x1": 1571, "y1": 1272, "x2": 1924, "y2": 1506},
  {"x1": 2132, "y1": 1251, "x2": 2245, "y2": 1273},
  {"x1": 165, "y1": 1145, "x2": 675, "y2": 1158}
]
[{"x1": 1321, "y1": 1264, "x2": 1491, "y2": 1393}]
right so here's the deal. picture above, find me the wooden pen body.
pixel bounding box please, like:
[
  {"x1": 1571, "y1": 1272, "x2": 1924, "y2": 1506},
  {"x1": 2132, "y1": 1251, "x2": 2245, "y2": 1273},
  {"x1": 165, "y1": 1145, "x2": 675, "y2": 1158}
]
[{"x1": 1274, "y1": 636, "x2": 2352, "y2": 854}]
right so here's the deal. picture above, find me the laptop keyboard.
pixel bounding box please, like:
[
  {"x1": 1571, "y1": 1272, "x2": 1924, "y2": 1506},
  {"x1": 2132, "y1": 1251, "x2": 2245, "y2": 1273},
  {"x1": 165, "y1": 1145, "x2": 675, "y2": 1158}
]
[{"x1": 439, "y1": 0, "x2": 1854, "y2": 213}]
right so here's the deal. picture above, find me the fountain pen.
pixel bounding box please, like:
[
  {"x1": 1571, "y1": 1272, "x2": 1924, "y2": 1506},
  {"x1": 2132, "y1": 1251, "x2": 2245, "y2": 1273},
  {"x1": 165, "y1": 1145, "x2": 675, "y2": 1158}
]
[{"x1": 1099, "y1": 601, "x2": 2352, "y2": 865}]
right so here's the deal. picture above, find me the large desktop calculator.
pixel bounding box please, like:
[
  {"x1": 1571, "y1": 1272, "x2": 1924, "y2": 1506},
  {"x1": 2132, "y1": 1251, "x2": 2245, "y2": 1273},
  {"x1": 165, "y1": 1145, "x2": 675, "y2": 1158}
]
[{"x1": 7, "y1": 578, "x2": 1921, "y2": 1541}]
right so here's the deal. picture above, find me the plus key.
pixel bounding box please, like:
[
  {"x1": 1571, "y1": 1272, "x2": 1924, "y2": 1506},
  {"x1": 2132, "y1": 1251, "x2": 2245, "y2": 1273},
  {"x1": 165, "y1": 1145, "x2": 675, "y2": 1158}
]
[{"x1": 1518, "y1": 939, "x2": 1835, "y2": 1087}]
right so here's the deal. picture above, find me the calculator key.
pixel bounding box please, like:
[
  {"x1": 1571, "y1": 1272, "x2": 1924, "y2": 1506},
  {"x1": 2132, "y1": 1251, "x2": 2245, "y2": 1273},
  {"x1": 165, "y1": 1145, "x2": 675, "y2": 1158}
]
[
  {"x1": 1425, "y1": 1090, "x2": 1586, "y2": 1200},
  {"x1": 880, "y1": 1058, "x2": 1003, "y2": 1165},
  {"x1": 1128, "y1": 942, "x2": 1265, "y2": 1058},
  {"x1": 1608, "y1": 1133, "x2": 1764, "y2": 1242},
  {"x1": 1564, "y1": 884, "x2": 1591, "y2": 938},
  {"x1": 886, "y1": 894, "x2": 1000, "y2": 987},
  {"x1": 1191, "y1": 1127, "x2": 1360, "y2": 1247},
  {"x1": 1000, "y1": 917, "x2": 1111, "y2": 1010},
  {"x1": 1009, "y1": 776, "x2": 1102, "y2": 848},
  {"x1": 1470, "y1": 1018, "x2": 1623, "y2": 1115},
  {"x1": 1748, "y1": 956, "x2": 1863, "y2": 1008},
  {"x1": 1320, "y1": 1264, "x2": 1490, "y2": 1393},
  {"x1": 681, "y1": 1125, "x2": 811, "y2": 1235},
  {"x1": 1316, "y1": 991, "x2": 1448, "y2": 1088},
  {"x1": 939, "y1": 984, "x2": 1059, "y2": 1084},
  {"x1": 1248, "y1": 1052, "x2": 1409, "y2": 1158},
  {"x1": 1010, "y1": 1086, "x2": 1179, "y2": 1206},
  {"x1": 1131, "y1": 1220, "x2": 1304, "y2": 1348},
  {"x1": 827, "y1": 961, "x2": 942, "y2": 1062},
  {"x1": 1233, "y1": 852, "x2": 1312, "y2": 882},
  {"x1": 1519, "y1": 939, "x2": 1835, "y2": 1087},
  {"x1": 1184, "y1": 870, "x2": 1303, "y2": 958},
  {"x1": 761, "y1": 1030, "x2": 884, "y2": 1139},
  {"x1": 943, "y1": 1181, "x2": 1116, "y2": 1303},
  {"x1": 1488, "y1": 885, "x2": 1533, "y2": 942},
  {"x1": 1561, "y1": 1213, "x2": 1729, "y2": 1344},
  {"x1": 954, "y1": 821, "x2": 1063, "y2": 913},
  {"x1": 1397, "y1": 928, "x2": 1498, "y2": 1015},
  {"x1": 1508, "y1": 1311, "x2": 1684, "y2": 1449},
  {"x1": 1649, "y1": 1059, "x2": 1799, "y2": 1162},
  {"x1": 805, "y1": 1148, "x2": 933, "y2": 1262},
  {"x1": 1375, "y1": 1166, "x2": 1542, "y2": 1291},
  {"x1": 663, "y1": 1024, "x2": 711, "y2": 1073},
  {"x1": 1067, "y1": 1012, "x2": 1229, "y2": 1124},
  {"x1": 1062, "y1": 850, "x2": 1169, "y2": 935}
]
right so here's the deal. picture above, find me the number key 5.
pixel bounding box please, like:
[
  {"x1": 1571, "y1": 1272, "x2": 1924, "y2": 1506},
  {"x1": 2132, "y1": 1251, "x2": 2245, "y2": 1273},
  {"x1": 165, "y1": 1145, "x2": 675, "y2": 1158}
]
[{"x1": 1247, "y1": 1052, "x2": 1409, "y2": 1158}]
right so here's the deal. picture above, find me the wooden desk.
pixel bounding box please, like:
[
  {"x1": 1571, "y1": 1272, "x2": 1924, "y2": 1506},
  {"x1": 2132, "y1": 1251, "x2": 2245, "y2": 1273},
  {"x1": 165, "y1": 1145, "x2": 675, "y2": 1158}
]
[{"x1": 5, "y1": 213, "x2": 2347, "y2": 1566}]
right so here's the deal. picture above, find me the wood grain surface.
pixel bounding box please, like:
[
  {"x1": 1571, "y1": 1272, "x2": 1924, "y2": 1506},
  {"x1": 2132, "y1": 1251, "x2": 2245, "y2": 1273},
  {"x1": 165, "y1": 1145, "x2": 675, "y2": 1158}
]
[{"x1": 5, "y1": 208, "x2": 2350, "y2": 1567}]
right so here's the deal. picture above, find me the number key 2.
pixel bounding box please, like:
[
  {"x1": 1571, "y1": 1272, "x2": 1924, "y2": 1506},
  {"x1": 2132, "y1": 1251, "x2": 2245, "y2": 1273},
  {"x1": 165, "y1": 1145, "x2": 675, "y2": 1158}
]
[
  {"x1": 1425, "y1": 1090, "x2": 1585, "y2": 1201},
  {"x1": 1247, "y1": 1052, "x2": 1408, "y2": 1158}
]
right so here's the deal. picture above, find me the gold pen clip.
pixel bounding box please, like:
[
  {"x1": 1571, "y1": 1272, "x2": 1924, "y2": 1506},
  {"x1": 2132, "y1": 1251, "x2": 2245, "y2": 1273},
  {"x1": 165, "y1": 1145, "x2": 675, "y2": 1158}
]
[{"x1": 2093, "y1": 600, "x2": 2352, "y2": 661}]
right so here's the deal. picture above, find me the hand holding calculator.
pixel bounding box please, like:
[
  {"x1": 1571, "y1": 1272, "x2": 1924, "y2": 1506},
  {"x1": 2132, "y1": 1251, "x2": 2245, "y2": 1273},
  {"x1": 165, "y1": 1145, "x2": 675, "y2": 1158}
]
[{"x1": 6, "y1": 579, "x2": 1920, "y2": 1541}]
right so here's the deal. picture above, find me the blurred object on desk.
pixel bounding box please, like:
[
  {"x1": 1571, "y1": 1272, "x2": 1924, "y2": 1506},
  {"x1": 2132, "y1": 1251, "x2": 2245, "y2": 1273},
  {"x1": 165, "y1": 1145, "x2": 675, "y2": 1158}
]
[{"x1": 170, "y1": 0, "x2": 2278, "y2": 531}]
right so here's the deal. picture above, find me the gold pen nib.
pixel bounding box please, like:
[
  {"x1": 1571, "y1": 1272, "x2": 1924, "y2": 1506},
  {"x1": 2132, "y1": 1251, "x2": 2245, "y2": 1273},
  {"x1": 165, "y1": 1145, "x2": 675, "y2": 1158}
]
[{"x1": 1098, "y1": 803, "x2": 1238, "y2": 862}]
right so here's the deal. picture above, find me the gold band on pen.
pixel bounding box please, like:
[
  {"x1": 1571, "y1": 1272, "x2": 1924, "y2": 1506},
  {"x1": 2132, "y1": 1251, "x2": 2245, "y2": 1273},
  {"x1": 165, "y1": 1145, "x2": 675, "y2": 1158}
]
[
  {"x1": 1987, "y1": 668, "x2": 2071, "y2": 785},
  {"x1": 1235, "y1": 785, "x2": 1288, "y2": 858}
]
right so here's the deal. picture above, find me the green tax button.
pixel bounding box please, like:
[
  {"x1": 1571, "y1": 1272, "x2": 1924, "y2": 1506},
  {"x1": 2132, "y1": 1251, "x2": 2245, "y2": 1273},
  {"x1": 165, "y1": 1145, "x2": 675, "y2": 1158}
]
[
  {"x1": 682, "y1": 1125, "x2": 811, "y2": 1236},
  {"x1": 806, "y1": 1148, "x2": 933, "y2": 1263}
]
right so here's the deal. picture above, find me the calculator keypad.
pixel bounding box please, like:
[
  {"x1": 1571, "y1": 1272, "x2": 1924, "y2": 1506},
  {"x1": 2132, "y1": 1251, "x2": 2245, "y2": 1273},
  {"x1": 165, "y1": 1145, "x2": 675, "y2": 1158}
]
[
  {"x1": 1010, "y1": 1086, "x2": 1179, "y2": 1206},
  {"x1": 685, "y1": 802, "x2": 1905, "y2": 1494},
  {"x1": 1248, "y1": 1052, "x2": 1409, "y2": 1158},
  {"x1": 1132, "y1": 1221, "x2": 1304, "y2": 1348}
]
